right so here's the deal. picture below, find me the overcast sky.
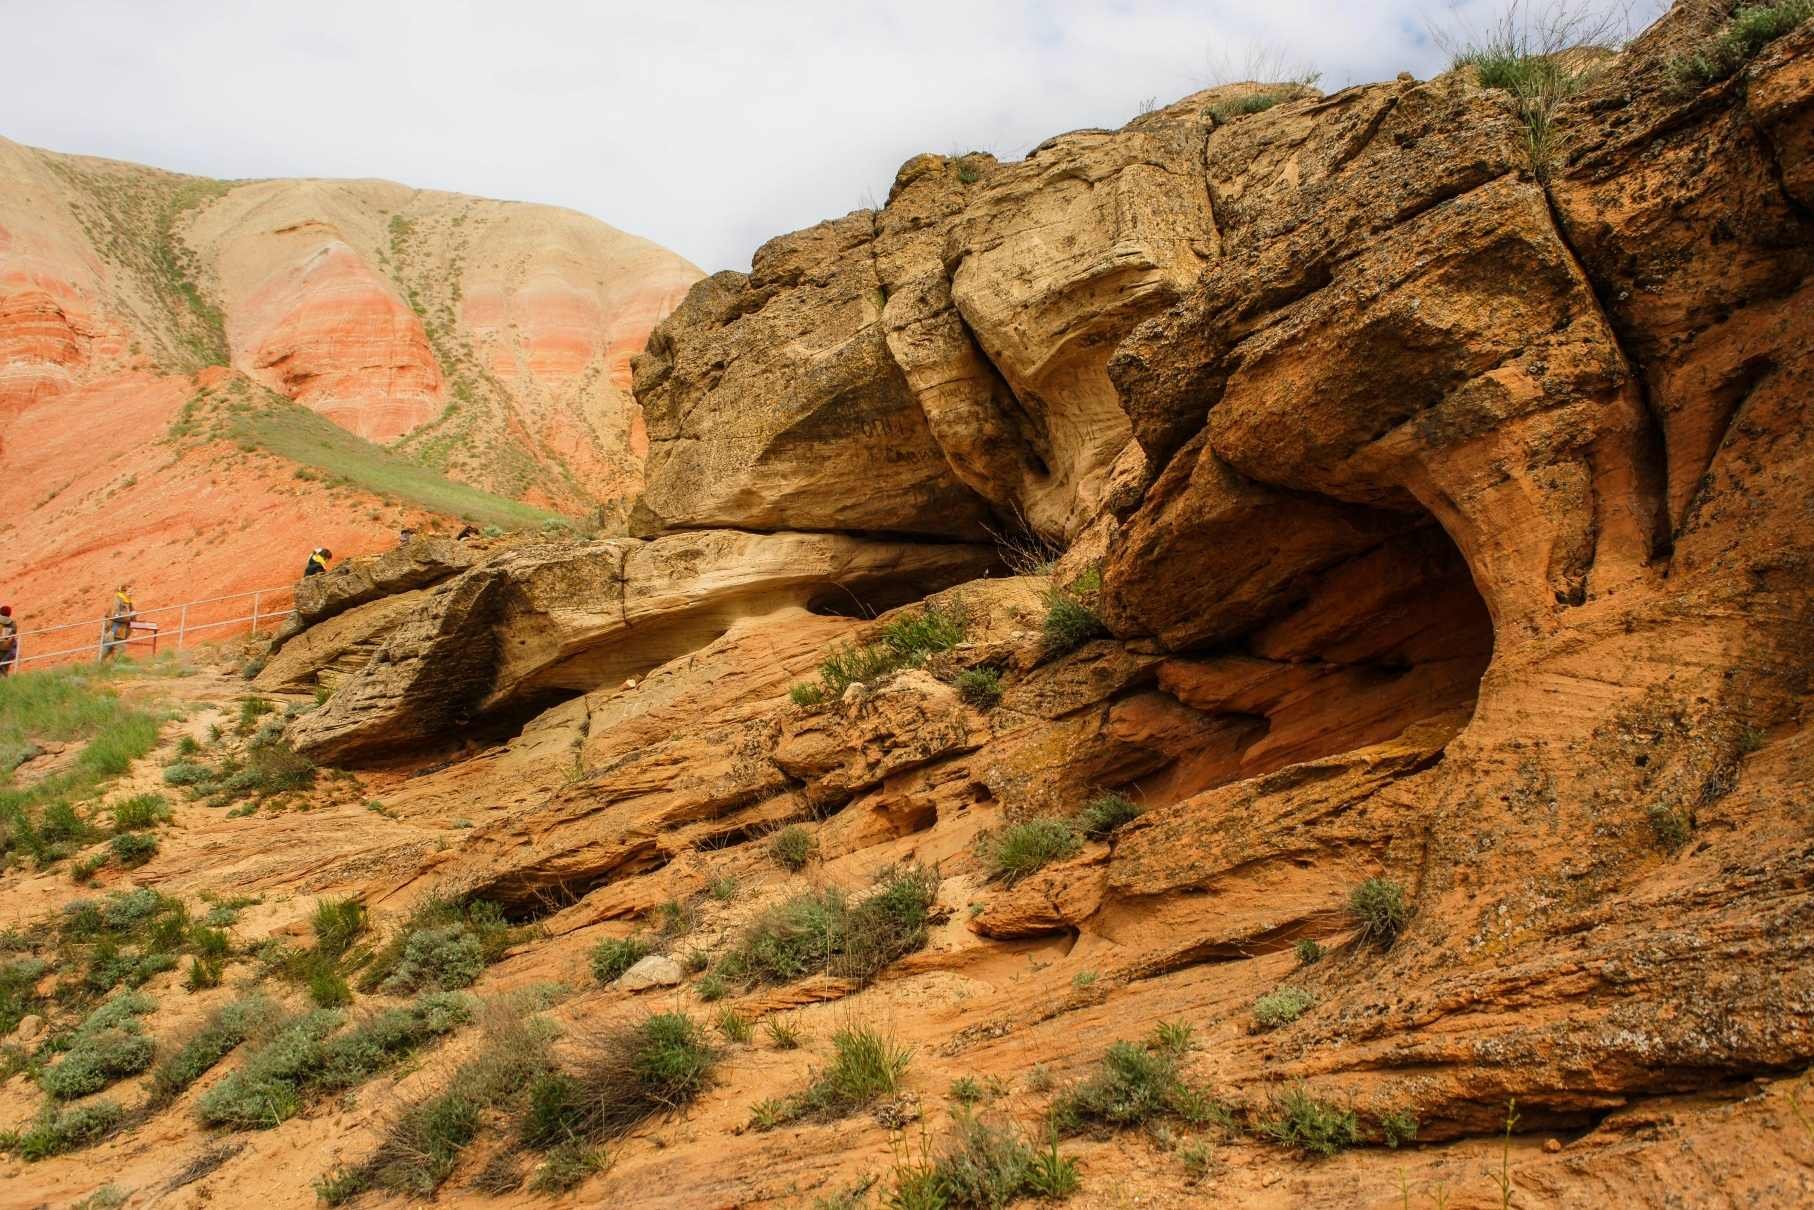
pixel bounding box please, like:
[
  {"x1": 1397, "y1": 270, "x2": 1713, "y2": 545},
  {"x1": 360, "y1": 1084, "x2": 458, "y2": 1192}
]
[{"x1": 3, "y1": 0, "x2": 1656, "y2": 273}]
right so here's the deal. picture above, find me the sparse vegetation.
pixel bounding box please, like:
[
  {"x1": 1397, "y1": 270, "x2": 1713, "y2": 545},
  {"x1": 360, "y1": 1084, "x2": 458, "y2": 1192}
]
[
  {"x1": 111, "y1": 792, "x2": 171, "y2": 832},
  {"x1": 1671, "y1": 0, "x2": 1811, "y2": 87},
  {"x1": 1380, "y1": 1108, "x2": 1420, "y2": 1148},
  {"x1": 790, "y1": 682, "x2": 828, "y2": 707},
  {"x1": 769, "y1": 823, "x2": 816, "y2": 871},
  {"x1": 357, "y1": 893, "x2": 515, "y2": 994},
  {"x1": 562, "y1": 1011, "x2": 718, "y2": 1140},
  {"x1": 1295, "y1": 938, "x2": 1325, "y2": 965},
  {"x1": 39, "y1": 992, "x2": 156, "y2": 1098},
  {"x1": 590, "y1": 935, "x2": 654, "y2": 984},
  {"x1": 1258, "y1": 1083, "x2": 1357, "y2": 1157},
  {"x1": 714, "y1": 864, "x2": 939, "y2": 989},
  {"x1": 1648, "y1": 802, "x2": 1693, "y2": 851},
  {"x1": 1350, "y1": 877, "x2": 1410, "y2": 947},
  {"x1": 150, "y1": 993, "x2": 281, "y2": 1103},
  {"x1": 885, "y1": 1114, "x2": 1080, "y2": 1207},
  {"x1": 1206, "y1": 90, "x2": 1297, "y2": 120},
  {"x1": 1076, "y1": 792, "x2": 1141, "y2": 840},
  {"x1": 197, "y1": 993, "x2": 471, "y2": 1130},
  {"x1": 815, "y1": 605, "x2": 968, "y2": 698},
  {"x1": 1049, "y1": 1028, "x2": 1226, "y2": 1136},
  {"x1": 1253, "y1": 986, "x2": 1315, "y2": 1030},
  {"x1": 954, "y1": 667, "x2": 1003, "y2": 710},
  {"x1": 752, "y1": 1021, "x2": 912, "y2": 1128},
  {"x1": 716, "y1": 1008, "x2": 754, "y2": 1044},
  {"x1": 982, "y1": 818, "x2": 1080, "y2": 885},
  {"x1": 765, "y1": 1015, "x2": 805, "y2": 1050},
  {"x1": 108, "y1": 830, "x2": 157, "y2": 867}
]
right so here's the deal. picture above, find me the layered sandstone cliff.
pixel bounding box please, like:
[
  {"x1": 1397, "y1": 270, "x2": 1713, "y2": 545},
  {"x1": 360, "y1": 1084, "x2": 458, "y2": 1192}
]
[{"x1": 5, "y1": 4, "x2": 1812, "y2": 1208}]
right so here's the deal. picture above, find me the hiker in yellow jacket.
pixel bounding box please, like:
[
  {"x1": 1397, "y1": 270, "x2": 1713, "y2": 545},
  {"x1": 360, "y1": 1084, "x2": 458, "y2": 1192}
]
[
  {"x1": 302, "y1": 547, "x2": 333, "y2": 578},
  {"x1": 100, "y1": 586, "x2": 135, "y2": 662}
]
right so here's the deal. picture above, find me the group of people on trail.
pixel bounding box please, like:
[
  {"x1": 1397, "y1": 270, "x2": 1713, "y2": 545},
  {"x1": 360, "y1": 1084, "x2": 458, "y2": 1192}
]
[{"x1": 0, "y1": 588, "x2": 137, "y2": 674}]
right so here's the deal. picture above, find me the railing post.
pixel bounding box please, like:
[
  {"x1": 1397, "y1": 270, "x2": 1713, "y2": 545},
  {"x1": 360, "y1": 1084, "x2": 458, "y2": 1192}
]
[
  {"x1": 250, "y1": 591, "x2": 261, "y2": 636},
  {"x1": 177, "y1": 604, "x2": 188, "y2": 651}
]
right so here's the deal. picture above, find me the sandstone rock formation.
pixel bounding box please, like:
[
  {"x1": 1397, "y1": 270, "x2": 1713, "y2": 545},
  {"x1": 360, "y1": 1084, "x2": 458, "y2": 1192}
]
[{"x1": 7, "y1": 5, "x2": 1814, "y2": 1209}]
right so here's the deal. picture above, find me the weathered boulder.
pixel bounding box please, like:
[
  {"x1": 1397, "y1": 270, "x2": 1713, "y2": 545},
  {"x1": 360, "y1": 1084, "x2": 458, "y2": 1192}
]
[
  {"x1": 618, "y1": 953, "x2": 683, "y2": 990},
  {"x1": 287, "y1": 531, "x2": 996, "y2": 761},
  {"x1": 631, "y1": 212, "x2": 994, "y2": 540}
]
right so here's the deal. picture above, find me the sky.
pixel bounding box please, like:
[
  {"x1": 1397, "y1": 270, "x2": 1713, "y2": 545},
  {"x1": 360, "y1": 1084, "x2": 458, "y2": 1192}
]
[{"x1": 2, "y1": 0, "x2": 1657, "y2": 273}]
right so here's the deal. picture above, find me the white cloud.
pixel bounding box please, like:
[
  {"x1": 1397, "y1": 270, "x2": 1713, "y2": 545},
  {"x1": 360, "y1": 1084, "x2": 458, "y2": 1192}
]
[{"x1": 0, "y1": 0, "x2": 1657, "y2": 272}]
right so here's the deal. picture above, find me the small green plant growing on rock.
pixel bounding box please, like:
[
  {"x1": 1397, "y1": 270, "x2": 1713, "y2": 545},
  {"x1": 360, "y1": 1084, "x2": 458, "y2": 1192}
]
[
  {"x1": 789, "y1": 682, "x2": 827, "y2": 707},
  {"x1": 107, "y1": 831, "x2": 157, "y2": 868},
  {"x1": 1295, "y1": 938, "x2": 1325, "y2": 965},
  {"x1": 769, "y1": 824, "x2": 815, "y2": 871},
  {"x1": 111, "y1": 793, "x2": 170, "y2": 832},
  {"x1": 1041, "y1": 589, "x2": 1106, "y2": 655},
  {"x1": 1647, "y1": 802, "x2": 1692, "y2": 852},
  {"x1": 1379, "y1": 1108, "x2": 1419, "y2": 1148},
  {"x1": 1049, "y1": 1028, "x2": 1226, "y2": 1136},
  {"x1": 749, "y1": 1021, "x2": 912, "y2": 1128},
  {"x1": 1259, "y1": 1082, "x2": 1357, "y2": 1157},
  {"x1": 955, "y1": 666, "x2": 1004, "y2": 710},
  {"x1": 1252, "y1": 986, "x2": 1315, "y2": 1031},
  {"x1": 1670, "y1": 0, "x2": 1812, "y2": 87},
  {"x1": 1076, "y1": 791, "x2": 1141, "y2": 839},
  {"x1": 983, "y1": 818, "x2": 1081, "y2": 885},
  {"x1": 591, "y1": 936, "x2": 653, "y2": 984},
  {"x1": 886, "y1": 1113, "x2": 1080, "y2": 1206},
  {"x1": 1350, "y1": 877, "x2": 1410, "y2": 947}
]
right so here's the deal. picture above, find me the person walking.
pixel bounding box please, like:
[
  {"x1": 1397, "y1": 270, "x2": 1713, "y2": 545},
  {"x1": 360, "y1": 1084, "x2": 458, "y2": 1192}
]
[
  {"x1": 100, "y1": 585, "x2": 135, "y2": 662},
  {"x1": 0, "y1": 605, "x2": 17, "y2": 677}
]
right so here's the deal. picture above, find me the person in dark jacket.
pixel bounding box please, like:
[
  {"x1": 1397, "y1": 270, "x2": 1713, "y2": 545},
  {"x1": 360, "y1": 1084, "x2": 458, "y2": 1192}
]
[
  {"x1": 303, "y1": 548, "x2": 333, "y2": 578},
  {"x1": 0, "y1": 605, "x2": 17, "y2": 676}
]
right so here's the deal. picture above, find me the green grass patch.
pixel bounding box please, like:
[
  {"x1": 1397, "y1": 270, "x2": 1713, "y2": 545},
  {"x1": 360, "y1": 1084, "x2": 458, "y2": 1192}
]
[
  {"x1": 750, "y1": 1021, "x2": 910, "y2": 1129},
  {"x1": 232, "y1": 392, "x2": 568, "y2": 531},
  {"x1": 196, "y1": 993, "x2": 471, "y2": 1130},
  {"x1": 714, "y1": 864, "x2": 938, "y2": 990},
  {"x1": 1206, "y1": 90, "x2": 1295, "y2": 120},
  {"x1": 13, "y1": 1099, "x2": 126, "y2": 1161},
  {"x1": 982, "y1": 818, "x2": 1080, "y2": 885},
  {"x1": 954, "y1": 667, "x2": 1003, "y2": 710},
  {"x1": 885, "y1": 1113, "x2": 1080, "y2": 1207},
  {"x1": 1049, "y1": 1027, "x2": 1227, "y2": 1137},
  {"x1": 1041, "y1": 590, "x2": 1106, "y2": 656},
  {"x1": 110, "y1": 793, "x2": 170, "y2": 832},
  {"x1": 1, "y1": 663, "x2": 175, "y2": 869},
  {"x1": 1258, "y1": 1082, "x2": 1357, "y2": 1157}
]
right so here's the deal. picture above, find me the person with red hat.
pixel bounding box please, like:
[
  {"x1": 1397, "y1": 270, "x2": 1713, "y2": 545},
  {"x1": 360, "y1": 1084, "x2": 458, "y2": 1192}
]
[{"x1": 0, "y1": 605, "x2": 17, "y2": 677}]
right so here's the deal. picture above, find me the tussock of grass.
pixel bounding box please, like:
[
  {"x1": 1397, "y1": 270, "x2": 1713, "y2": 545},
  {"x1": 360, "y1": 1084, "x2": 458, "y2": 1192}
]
[
  {"x1": 885, "y1": 1113, "x2": 1081, "y2": 1207},
  {"x1": 590, "y1": 935, "x2": 653, "y2": 984},
  {"x1": 1349, "y1": 877, "x2": 1409, "y2": 947},
  {"x1": 751, "y1": 1022, "x2": 910, "y2": 1129},
  {"x1": 1049, "y1": 1028, "x2": 1227, "y2": 1136},
  {"x1": 769, "y1": 823, "x2": 815, "y2": 871},
  {"x1": 954, "y1": 667, "x2": 1003, "y2": 710},
  {"x1": 1076, "y1": 792, "x2": 1141, "y2": 840},
  {"x1": 311, "y1": 898, "x2": 367, "y2": 960},
  {"x1": 815, "y1": 605, "x2": 968, "y2": 698},
  {"x1": 1672, "y1": 0, "x2": 1811, "y2": 85},
  {"x1": 1206, "y1": 90, "x2": 1295, "y2": 120},
  {"x1": 1258, "y1": 1083, "x2": 1357, "y2": 1157},
  {"x1": 1295, "y1": 938, "x2": 1325, "y2": 965},
  {"x1": 1041, "y1": 591, "x2": 1106, "y2": 655},
  {"x1": 982, "y1": 818, "x2": 1080, "y2": 885},
  {"x1": 563, "y1": 1011, "x2": 718, "y2": 1140},
  {"x1": 716, "y1": 864, "x2": 938, "y2": 989},
  {"x1": 108, "y1": 831, "x2": 157, "y2": 867},
  {"x1": 111, "y1": 793, "x2": 170, "y2": 832}
]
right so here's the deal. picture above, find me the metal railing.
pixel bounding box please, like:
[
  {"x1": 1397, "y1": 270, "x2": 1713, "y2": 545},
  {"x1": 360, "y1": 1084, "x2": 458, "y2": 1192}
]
[{"x1": 3, "y1": 585, "x2": 297, "y2": 671}]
